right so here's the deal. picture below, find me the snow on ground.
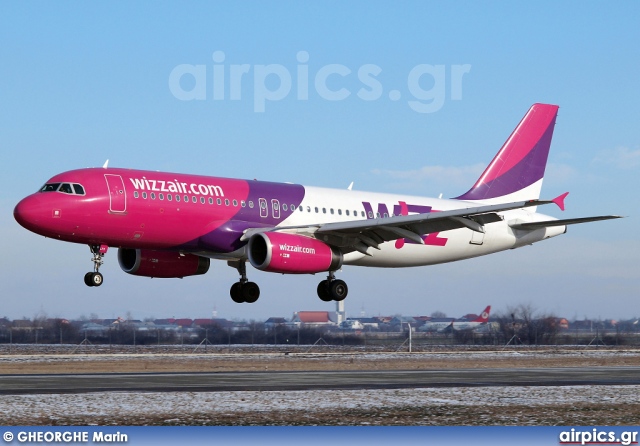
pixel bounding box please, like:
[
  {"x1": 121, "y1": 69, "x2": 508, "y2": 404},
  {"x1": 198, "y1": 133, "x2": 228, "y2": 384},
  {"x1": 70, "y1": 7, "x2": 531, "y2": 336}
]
[
  {"x1": 0, "y1": 348, "x2": 638, "y2": 365},
  {"x1": 2, "y1": 385, "x2": 638, "y2": 423}
]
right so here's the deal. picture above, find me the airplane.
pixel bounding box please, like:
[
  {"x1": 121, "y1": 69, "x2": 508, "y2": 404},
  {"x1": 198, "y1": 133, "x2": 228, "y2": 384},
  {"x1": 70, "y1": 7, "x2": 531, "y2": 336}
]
[
  {"x1": 420, "y1": 306, "x2": 492, "y2": 332},
  {"x1": 13, "y1": 103, "x2": 620, "y2": 304}
]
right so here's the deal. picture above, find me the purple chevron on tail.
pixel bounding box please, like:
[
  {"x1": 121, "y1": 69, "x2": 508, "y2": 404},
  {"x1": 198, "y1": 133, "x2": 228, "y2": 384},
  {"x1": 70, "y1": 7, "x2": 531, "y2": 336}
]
[{"x1": 456, "y1": 103, "x2": 559, "y2": 202}]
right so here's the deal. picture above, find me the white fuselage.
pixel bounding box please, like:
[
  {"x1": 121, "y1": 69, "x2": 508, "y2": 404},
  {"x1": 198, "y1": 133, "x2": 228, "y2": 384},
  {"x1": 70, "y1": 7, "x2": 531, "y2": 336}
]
[{"x1": 274, "y1": 185, "x2": 565, "y2": 268}]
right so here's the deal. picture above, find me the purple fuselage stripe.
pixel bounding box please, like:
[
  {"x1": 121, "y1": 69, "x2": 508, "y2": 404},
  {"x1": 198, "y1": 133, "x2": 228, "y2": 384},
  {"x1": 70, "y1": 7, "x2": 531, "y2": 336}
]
[{"x1": 188, "y1": 181, "x2": 306, "y2": 252}]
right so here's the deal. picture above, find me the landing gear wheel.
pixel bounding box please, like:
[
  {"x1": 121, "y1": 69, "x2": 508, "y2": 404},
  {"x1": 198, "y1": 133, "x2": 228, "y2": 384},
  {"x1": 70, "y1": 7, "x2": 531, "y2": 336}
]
[
  {"x1": 317, "y1": 280, "x2": 332, "y2": 302},
  {"x1": 230, "y1": 280, "x2": 260, "y2": 304},
  {"x1": 317, "y1": 273, "x2": 349, "y2": 302},
  {"x1": 330, "y1": 279, "x2": 348, "y2": 301},
  {"x1": 85, "y1": 272, "x2": 103, "y2": 287},
  {"x1": 230, "y1": 282, "x2": 244, "y2": 303},
  {"x1": 242, "y1": 282, "x2": 260, "y2": 303},
  {"x1": 91, "y1": 272, "x2": 104, "y2": 287}
]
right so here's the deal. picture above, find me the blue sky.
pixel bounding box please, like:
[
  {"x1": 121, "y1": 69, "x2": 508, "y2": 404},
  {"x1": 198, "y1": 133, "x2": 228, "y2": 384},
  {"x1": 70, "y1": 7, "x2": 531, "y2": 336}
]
[{"x1": 1, "y1": 2, "x2": 638, "y2": 322}]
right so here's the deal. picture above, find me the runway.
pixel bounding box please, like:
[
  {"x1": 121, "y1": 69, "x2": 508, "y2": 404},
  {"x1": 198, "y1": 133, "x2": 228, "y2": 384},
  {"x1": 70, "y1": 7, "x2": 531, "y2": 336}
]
[{"x1": 2, "y1": 366, "x2": 640, "y2": 395}]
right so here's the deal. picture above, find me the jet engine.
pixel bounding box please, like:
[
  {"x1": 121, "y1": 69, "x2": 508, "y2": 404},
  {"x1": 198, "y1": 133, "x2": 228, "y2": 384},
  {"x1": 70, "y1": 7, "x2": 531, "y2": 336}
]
[
  {"x1": 248, "y1": 232, "x2": 343, "y2": 274},
  {"x1": 117, "y1": 248, "x2": 210, "y2": 278}
]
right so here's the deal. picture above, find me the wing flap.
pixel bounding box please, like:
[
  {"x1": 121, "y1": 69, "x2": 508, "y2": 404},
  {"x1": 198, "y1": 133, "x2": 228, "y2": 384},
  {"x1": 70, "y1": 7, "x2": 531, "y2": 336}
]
[{"x1": 509, "y1": 215, "x2": 622, "y2": 230}]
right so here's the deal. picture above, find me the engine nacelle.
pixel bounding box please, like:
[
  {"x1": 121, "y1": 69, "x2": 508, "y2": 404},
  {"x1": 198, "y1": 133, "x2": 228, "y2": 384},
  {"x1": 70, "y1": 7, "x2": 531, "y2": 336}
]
[
  {"x1": 117, "y1": 248, "x2": 210, "y2": 278},
  {"x1": 248, "y1": 232, "x2": 343, "y2": 274}
]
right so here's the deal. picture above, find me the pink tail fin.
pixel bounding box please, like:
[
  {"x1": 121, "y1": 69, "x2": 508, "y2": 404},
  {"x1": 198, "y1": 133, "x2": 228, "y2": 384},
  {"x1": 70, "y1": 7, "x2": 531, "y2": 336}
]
[{"x1": 456, "y1": 104, "x2": 559, "y2": 202}]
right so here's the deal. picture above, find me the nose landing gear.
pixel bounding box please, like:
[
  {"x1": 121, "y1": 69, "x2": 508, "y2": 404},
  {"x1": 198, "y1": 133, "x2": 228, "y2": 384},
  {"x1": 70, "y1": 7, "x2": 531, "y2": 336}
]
[{"x1": 84, "y1": 244, "x2": 107, "y2": 287}]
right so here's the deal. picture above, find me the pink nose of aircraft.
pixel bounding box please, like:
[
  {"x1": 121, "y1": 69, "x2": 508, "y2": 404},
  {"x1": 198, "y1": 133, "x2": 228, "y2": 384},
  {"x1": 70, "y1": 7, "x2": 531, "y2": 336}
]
[{"x1": 14, "y1": 195, "x2": 45, "y2": 234}]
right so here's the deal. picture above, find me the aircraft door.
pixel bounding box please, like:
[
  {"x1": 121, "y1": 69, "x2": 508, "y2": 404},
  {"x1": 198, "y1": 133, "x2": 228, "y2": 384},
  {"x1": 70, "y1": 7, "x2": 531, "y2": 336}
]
[
  {"x1": 104, "y1": 174, "x2": 127, "y2": 213},
  {"x1": 259, "y1": 198, "x2": 268, "y2": 218}
]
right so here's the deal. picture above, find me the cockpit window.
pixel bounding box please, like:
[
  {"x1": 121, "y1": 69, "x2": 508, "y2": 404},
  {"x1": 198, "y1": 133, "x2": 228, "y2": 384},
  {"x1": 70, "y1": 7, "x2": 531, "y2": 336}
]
[
  {"x1": 41, "y1": 183, "x2": 61, "y2": 192},
  {"x1": 40, "y1": 182, "x2": 86, "y2": 195},
  {"x1": 59, "y1": 183, "x2": 73, "y2": 194}
]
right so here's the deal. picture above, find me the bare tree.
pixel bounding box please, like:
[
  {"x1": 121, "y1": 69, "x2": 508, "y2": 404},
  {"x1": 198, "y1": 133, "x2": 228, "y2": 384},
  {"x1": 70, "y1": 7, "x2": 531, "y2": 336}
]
[{"x1": 494, "y1": 304, "x2": 559, "y2": 345}]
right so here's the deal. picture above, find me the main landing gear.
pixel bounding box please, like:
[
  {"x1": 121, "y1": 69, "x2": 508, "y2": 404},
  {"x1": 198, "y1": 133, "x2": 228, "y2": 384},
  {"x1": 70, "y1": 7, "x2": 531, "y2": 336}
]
[
  {"x1": 317, "y1": 271, "x2": 348, "y2": 302},
  {"x1": 229, "y1": 261, "x2": 260, "y2": 303},
  {"x1": 84, "y1": 244, "x2": 105, "y2": 287},
  {"x1": 226, "y1": 262, "x2": 347, "y2": 304}
]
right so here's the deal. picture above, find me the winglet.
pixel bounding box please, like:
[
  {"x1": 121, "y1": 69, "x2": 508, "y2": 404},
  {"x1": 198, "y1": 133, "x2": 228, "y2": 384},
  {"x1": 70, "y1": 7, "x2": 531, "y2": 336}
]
[
  {"x1": 102, "y1": 159, "x2": 109, "y2": 169},
  {"x1": 552, "y1": 192, "x2": 569, "y2": 211}
]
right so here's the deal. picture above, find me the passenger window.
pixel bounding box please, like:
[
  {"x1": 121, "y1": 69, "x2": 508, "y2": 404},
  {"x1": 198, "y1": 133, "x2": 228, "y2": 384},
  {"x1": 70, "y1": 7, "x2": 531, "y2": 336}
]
[
  {"x1": 322, "y1": 208, "x2": 326, "y2": 214},
  {"x1": 368, "y1": 211, "x2": 373, "y2": 218},
  {"x1": 225, "y1": 199, "x2": 230, "y2": 206},
  {"x1": 315, "y1": 207, "x2": 319, "y2": 213},
  {"x1": 233, "y1": 199, "x2": 238, "y2": 207},
  {"x1": 200, "y1": 197, "x2": 205, "y2": 204},
  {"x1": 73, "y1": 184, "x2": 85, "y2": 195},
  {"x1": 151, "y1": 193, "x2": 156, "y2": 200},
  {"x1": 167, "y1": 194, "x2": 172, "y2": 201},
  {"x1": 159, "y1": 193, "x2": 164, "y2": 200},
  {"x1": 345, "y1": 210, "x2": 349, "y2": 216},
  {"x1": 184, "y1": 195, "x2": 188, "y2": 202},
  {"x1": 330, "y1": 208, "x2": 334, "y2": 215},
  {"x1": 338, "y1": 209, "x2": 342, "y2": 215},
  {"x1": 142, "y1": 192, "x2": 147, "y2": 199},
  {"x1": 282, "y1": 204, "x2": 288, "y2": 211},
  {"x1": 192, "y1": 196, "x2": 197, "y2": 203},
  {"x1": 175, "y1": 195, "x2": 180, "y2": 202},
  {"x1": 209, "y1": 197, "x2": 214, "y2": 204},
  {"x1": 241, "y1": 200, "x2": 246, "y2": 207},
  {"x1": 134, "y1": 191, "x2": 139, "y2": 198},
  {"x1": 248, "y1": 201, "x2": 254, "y2": 208},
  {"x1": 217, "y1": 198, "x2": 222, "y2": 205}
]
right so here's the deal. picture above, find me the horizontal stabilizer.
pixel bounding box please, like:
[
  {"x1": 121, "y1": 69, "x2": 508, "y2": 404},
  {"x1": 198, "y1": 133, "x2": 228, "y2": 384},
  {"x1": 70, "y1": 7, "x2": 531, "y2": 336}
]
[{"x1": 509, "y1": 215, "x2": 622, "y2": 230}]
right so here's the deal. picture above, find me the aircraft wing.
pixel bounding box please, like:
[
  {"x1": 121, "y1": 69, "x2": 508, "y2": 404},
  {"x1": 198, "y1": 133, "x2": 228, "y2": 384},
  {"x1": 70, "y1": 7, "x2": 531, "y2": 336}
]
[
  {"x1": 509, "y1": 215, "x2": 622, "y2": 230},
  {"x1": 241, "y1": 198, "x2": 557, "y2": 255}
]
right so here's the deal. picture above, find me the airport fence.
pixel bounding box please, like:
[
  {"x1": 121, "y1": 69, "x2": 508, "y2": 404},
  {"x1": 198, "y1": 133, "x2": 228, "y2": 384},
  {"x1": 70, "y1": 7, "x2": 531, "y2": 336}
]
[{"x1": 1, "y1": 323, "x2": 640, "y2": 349}]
